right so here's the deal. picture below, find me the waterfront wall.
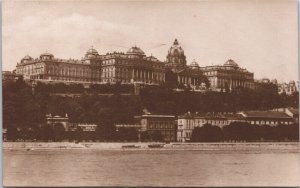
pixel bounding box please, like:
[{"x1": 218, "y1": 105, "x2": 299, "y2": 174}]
[{"x1": 3, "y1": 142, "x2": 299, "y2": 150}]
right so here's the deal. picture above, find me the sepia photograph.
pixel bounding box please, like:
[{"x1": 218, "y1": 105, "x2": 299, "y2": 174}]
[{"x1": 1, "y1": 0, "x2": 300, "y2": 187}]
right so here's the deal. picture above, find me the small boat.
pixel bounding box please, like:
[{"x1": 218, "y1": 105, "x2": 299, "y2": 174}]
[
  {"x1": 122, "y1": 145, "x2": 141, "y2": 149},
  {"x1": 148, "y1": 144, "x2": 165, "y2": 148}
]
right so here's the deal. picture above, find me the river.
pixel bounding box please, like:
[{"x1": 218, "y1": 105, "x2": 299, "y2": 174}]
[{"x1": 3, "y1": 143, "x2": 300, "y2": 186}]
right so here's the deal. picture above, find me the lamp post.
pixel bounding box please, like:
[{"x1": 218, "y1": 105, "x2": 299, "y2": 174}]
[
  {"x1": 138, "y1": 128, "x2": 141, "y2": 143},
  {"x1": 31, "y1": 79, "x2": 37, "y2": 95},
  {"x1": 115, "y1": 127, "x2": 119, "y2": 142}
]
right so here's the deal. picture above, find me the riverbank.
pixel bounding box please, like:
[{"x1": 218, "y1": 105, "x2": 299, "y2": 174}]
[{"x1": 3, "y1": 142, "x2": 299, "y2": 151}]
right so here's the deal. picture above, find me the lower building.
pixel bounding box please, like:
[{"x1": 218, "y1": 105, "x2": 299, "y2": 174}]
[
  {"x1": 46, "y1": 114, "x2": 69, "y2": 131},
  {"x1": 238, "y1": 111, "x2": 295, "y2": 126},
  {"x1": 134, "y1": 114, "x2": 177, "y2": 142},
  {"x1": 177, "y1": 109, "x2": 296, "y2": 142},
  {"x1": 177, "y1": 112, "x2": 245, "y2": 142},
  {"x1": 78, "y1": 123, "x2": 97, "y2": 132},
  {"x1": 285, "y1": 108, "x2": 299, "y2": 123},
  {"x1": 277, "y1": 80, "x2": 299, "y2": 95}
]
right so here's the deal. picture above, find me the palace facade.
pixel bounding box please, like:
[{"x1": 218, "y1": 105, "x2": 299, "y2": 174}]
[
  {"x1": 200, "y1": 59, "x2": 254, "y2": 91},
  {"x1": 16, "y1": 47, "x2": 165, "y2": 86},
  {"x1": 165, "y1": 39, "x2": 208, "y2": 90},
  {"x1": 16, "y1": 52, "x2": 101, "y2": 84},
  {"x1": 15, "y1": 39, "x2": 254, "y2": 91}
]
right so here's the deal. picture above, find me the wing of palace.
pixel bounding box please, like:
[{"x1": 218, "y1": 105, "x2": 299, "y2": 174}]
[{"x1": 15, "y1": 39, "x2": 254, "y2": 92}]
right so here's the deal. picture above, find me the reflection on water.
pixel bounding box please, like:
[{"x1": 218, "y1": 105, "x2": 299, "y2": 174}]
[{"x1": 3, "y1": 149, "x2": 300, "y2": 186}]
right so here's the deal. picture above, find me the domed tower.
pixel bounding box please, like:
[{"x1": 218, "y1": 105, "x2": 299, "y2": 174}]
[
  {"x1": 21, "y1": 55, "x2": 33, "y2": 64},
  {"x1": 85, "y1": 47, "x2": 99, "y2": 59},
  {"x1": 189, "y1": 59, "x2": 200, "y2": 70},
  {"x1": 127, "y1": 46, "x2": 146, "y2": 58},
  {"x1": 166, "y1": 39, "x2": 187, "y2": 70},
  {"x1": 224, "y1": 59, "x2": 239, "y2": 68},
  {"x1": 40, "y1": 52, "x2": 54, "y2": 60}
]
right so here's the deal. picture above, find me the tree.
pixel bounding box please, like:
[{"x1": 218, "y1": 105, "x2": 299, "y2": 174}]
[
  {"x1": 53, "y1": 123, "x2": 66, "y2": 141},
  {"x1": 191, "y1": 124, "x2": 222, "y2": 142},
  {"x1": 6, "y1": 126, "x2": 19, "y2": 141},
  {"x1": 40, "y1": 125, "x2": 54, "y2": 142},
  {"x1": 223, "y1": 122, "x2": 259, "y2": 142},
  {"x1": 164, "y1": 70, "x2": 178, "y2": 88},
  {"x1": 75, "y1": 126, "x2": 83, "y2": 142}
]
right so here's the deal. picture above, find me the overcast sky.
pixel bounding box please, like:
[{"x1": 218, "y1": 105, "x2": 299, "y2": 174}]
[{"x1": 2, "y1": 0, "x2": 298, "y2": 82}]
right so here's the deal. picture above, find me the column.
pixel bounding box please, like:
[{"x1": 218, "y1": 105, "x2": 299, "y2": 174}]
[
  {"x1": 132, "y1": 69, "x2": 135, "y2": 81},
  {"x1": 138, "y1": 70, "x2": 140, "y2": 81}
]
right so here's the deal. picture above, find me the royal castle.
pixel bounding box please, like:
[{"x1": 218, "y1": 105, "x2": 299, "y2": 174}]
[{"x1": 15, "y1": 39, "x2": 254, "y2": 91}]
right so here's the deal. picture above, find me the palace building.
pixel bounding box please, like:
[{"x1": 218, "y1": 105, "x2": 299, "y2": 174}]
[
  {"x1": 15, "y1": 39, "x2": 254, "y2": 91},
  {"x1": 200, "y1": 59, "x2": 254, "y2": 91},
  {"x1": 165, "y1": 39, "x2": 207, "y2": 90},
  {"x1": 16, "y1": 52, "x2": 102, "y2": 84},
  {"x1": 98, "y1": 47, "x2": 165, "y2": 85},
  {"x1": 16, "y1": 47, "x2": 165, "y2": 86}
]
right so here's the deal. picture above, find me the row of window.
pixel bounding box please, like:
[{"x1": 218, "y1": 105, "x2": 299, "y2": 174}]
[
  {"x1": 250, "y1": 120, "x2": 293, "y2": 125},
  {"x1": 179, "y1": 119, "x2": 294, "y2": 130},
  {"x1": 178, "y1": 76, "x2": 201, "y2": 85},
  {"x1": 47, "y1": 76, "x2": 95, "y2": 82},
  {"x1": 17, "y1": 68, "x2": 44, "y2": 75},
  {"x1": 102, "y1": 58, "x2": 164, "y2": 68},
  {"x1": 148, "y1": 123, "x2": 174, "y2": 129},
  {"x1": 204, "y1": 70, "x2": 253, "y2": 79}
]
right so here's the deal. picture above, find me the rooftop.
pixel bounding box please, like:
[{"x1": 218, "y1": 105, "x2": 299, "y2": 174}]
[
  {"x1": 178, "y1": 112, "x2": 243, "y2": 119},
  {"x1": 287, "y1": 108, "x2": 299, "y2": 115},
  {"x1": 135, "y1": 114, "x2": 175, "y2": 118},
  {"x1": 241, "y1": 111, "x2": 292, "y2": 119}
]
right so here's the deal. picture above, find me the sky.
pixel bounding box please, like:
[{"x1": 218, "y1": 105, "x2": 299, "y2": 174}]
[{"x1": 2, "y1": 0, "x2": 298, "y2": 82}]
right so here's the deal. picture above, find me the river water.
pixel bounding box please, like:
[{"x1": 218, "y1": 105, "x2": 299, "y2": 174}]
[{"x1": 3, "y1": 148, "x2": 300, "y2": 186}]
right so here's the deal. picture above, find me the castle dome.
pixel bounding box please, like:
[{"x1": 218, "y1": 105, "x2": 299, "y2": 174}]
[
  {"x1": 189, "y1": 60, "x2": 199, "y2": 69},
  {"x1": 40, "y1": 52, "x2": 54, "y2": 60},
  {"x1": 127, "y1": 46, "x2": 145, "y2": 56},
  {"x1": 168, "y1": 39, "x2": 185, "y2": 56},
  {"x1": 146, "y1": 55, "x2": 159, "y2": 62},
  {"x1": 166, "y1": 39, "x2": 187, "y2": 68},
  {"x1": 21, "y1": 55, "x2": 33, "y2": 63},
  {"x1": 22, "y1": 55, "x2": 33, "y2": 60},
  {"x1": 224, "y1": 59, "x2": 239, "y2": 67},
  {"x1": 85, "y1": 47, "x2": 99, "y2": 58}
]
